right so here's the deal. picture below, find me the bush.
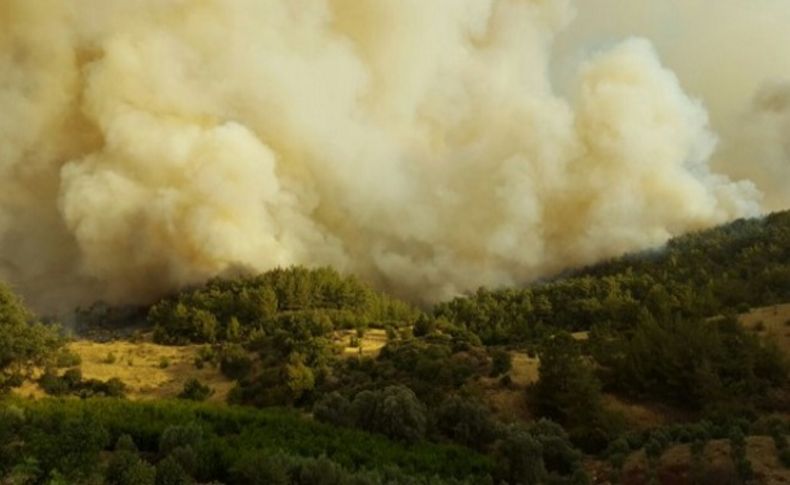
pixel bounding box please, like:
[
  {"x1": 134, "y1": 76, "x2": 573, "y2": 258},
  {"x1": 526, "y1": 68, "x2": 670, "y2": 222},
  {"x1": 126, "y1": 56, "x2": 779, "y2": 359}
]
[
  {"x1": 55, "y1": 349, "x2": 82, "y2": 368},
  {"x1": 159, "y1": 424, "x2": 203, "y2": 455},
  {"x1": 219, "y1": 345, "x2": 253, "y2": 380},
  {"x1": 413, "y1": 316, "x2": 437, "y2": 337},
  {"x1": 159, "y1": 357, "x2": 171, "y2": 369},
  {"x1": 434, "y1": 396, "x2": 497, "y2": 450},
  {"x1": 107, "y1": 438, "x2": 156, "y2": 485},
  {"x1": 39, "y1": 371, "x2": 70, "y2": 396},
  {"x1": 62, "y1": 368, "x2": 83, "y2": 388},
  {"x1": 495, "y1": 425, "x2": 546, "y2": 485},
  {"x1": 489, "y1": 349, "x2": 512, "y2": 377},
  {"x1": 155, "y1": 455, "x2": 192, "y2": 485},
  {"x1": 105, "y1": 352, "x2": 118, "y2": 364},
  {"x1": 230, "y1": 451, "x2": 291, "y2": 485},
  {"x1": 313, "y1": 392, "x2": 352, "y2": 428},
  {"x1": 178, "y1": 379, "x2": 214, "y2": 402},
  {"x1": 351, "y1": 386, "x2": 427, "y2": 443}
]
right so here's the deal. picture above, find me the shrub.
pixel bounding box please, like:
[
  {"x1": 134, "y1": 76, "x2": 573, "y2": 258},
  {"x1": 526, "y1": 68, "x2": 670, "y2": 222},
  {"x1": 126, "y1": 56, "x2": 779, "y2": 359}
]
[
  {"x1": 231, "y1": 451, "x2": 291, "y2": 485},
  {"x1": 155, "y1": 455, "x2": 192, "y2": 485},
  {"x1": 413, "y1": 316, "x2": 437, "y2": 337},
  {"x1": 495, "y1": 425, "x2": 547, "y2": 485},
  {"x1": 489, "y1": 349, "x2": 512, "y2": 377},
  {"x1": 351, "y1": 386, "x2": 427, "y2": 443},
  {"x1": 62, "y1": 368, "x2": 83, "y2": 388},
  {"x1": 104, "y1": 352, "x2": 117, "y2": 364},
  {"x1": 178, "y1": 379, "x2": 214, "y2": 402},
  {"x1": 39, "y1": 371, "x2": 70, "y2": 396},
  {"x1": 313, "y1": 392, "x2": 352, "y2": 428},
  {"x1": 219, "y1": 345, "x2": 253, "y2": 380},
  {"x1": 107, "y1": 440, "x2": 156, "y2": 485},
  {"x1": 159, "y1": 357, "x2": 171, "y2": 369},
  {"x1": 735, "y1": 456, "x2": 754, "y2": 481},
  {"x1": 434, "y1": 396, "x2": 497, "y2": 450},
  {"x1": 55, "y1": 349, "x2": 82, "y2": 368},
  {"x1": 158, "y1": 424, "x2": 204, "y2": 456}
]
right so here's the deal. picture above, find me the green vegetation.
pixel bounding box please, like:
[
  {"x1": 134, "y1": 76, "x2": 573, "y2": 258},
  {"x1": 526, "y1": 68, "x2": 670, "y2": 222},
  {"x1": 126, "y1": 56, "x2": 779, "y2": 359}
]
[
  {"x1": 178, "y1": 378, "x2": 214, "y2": 401},
  {"x1": 150, "y1": 267, "x2": 417, "y2": 345},
  {"x1": 4, "y1": 212, "x2": 790, "y2": 482},
  {"x1": 0, "y1": 283, "x2": 62, "y2": 392},
  {"x1": 435, "y1": 211, "x2": 790, "y2": 343},
  {"x1": 0, "y1": 398, "x2": 492, "y2": 484},
  {"x1": 38, "y1": 368, "x2": 127, "y2": 398},
  {"x1": 591, "y1": 315, "x2": 787, "y2": 413}
]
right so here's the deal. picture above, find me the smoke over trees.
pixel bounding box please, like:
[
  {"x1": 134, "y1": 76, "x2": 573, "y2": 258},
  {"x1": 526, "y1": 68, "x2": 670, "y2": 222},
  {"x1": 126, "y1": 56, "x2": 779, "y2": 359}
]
[{"x1": 0, "y1": 0, "x2": 786, "y2": 310}]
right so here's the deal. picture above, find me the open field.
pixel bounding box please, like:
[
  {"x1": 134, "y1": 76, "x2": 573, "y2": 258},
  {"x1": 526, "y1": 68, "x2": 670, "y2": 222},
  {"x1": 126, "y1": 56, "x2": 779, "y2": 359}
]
[
  {"x1": 13, "y1": 329, "x2": 391, "y2": 402},
  {"x1": 15, "y1": 340, "x2": 236, "y2": 402}
]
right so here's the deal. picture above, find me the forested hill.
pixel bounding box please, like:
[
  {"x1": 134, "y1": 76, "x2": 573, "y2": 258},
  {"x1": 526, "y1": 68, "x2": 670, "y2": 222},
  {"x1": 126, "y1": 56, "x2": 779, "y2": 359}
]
[
  {"x1": 435, "y1": 210, "x2": 790, "y2": 343},
  {"x1": 577, "y1": 210, "x2": 790, "y2": 307}
]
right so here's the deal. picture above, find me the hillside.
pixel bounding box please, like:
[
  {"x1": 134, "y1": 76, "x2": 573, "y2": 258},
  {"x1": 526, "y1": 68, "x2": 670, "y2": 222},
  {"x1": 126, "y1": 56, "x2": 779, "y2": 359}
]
[{"x1": 1, "y1": 213, "x2": 790, "y2": 484}]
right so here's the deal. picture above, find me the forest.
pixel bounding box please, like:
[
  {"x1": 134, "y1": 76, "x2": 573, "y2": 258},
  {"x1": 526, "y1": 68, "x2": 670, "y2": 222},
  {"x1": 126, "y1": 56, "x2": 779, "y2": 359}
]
[{"x1": 1, "y1": 211, "x2": 790, "y2": 484}]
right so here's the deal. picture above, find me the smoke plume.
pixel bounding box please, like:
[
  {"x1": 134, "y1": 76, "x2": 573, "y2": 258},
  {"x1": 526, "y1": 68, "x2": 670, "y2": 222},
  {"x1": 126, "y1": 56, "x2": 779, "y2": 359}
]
[{"x1": 0, "y1": 0, "x2": 784, "y2": 310}]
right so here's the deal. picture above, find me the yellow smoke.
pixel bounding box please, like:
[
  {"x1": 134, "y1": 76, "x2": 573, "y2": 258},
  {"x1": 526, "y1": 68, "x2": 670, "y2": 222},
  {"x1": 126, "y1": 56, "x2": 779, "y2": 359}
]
[{"x1": 0, "y1": 0, "x2": 778, "y2": 310}]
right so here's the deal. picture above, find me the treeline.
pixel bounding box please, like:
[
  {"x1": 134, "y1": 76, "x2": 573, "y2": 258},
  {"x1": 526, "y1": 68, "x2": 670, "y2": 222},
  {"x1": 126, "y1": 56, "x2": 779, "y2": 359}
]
[
  {"x1": 150, "y1": 266, "x2": 418, "y2": 345},
  {"x1": 435, "y1": 210, "x2": 790, "y2": 344}
]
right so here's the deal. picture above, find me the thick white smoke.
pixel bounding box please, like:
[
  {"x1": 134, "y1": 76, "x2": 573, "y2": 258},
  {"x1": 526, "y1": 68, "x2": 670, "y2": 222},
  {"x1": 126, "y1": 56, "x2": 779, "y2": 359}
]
[{"x1": 0, "y1": 0, "x2": 780, "y2": 310}]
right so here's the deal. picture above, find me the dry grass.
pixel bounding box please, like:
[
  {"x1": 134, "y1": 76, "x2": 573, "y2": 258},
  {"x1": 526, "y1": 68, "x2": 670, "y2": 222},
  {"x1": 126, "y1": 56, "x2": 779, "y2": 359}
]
[
  {"x1": 14, "y1": 340, "x2": 235, "y2": 403},
  {"x1": 740, "y1": 303, "x2": 790, "y2": 354},
  {"x1": 509, "y1": 352, "x2": 540, "y2": 386},
  {"x1": 601, "y1": 394, "x2": 685, "y2": 430},
  {"x1": 335, "y1": 329, "x2": 389, "y2": 357}
]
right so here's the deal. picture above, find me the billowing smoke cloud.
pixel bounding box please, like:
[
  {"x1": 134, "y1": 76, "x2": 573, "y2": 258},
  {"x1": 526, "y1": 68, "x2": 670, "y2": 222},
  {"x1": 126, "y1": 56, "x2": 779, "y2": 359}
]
[
  {"x1": 0, "y1": 0, "x2": 780, "y2": 311},
  {"x1": 556, "y1": 0, "x2": 790, "y2": 210}
]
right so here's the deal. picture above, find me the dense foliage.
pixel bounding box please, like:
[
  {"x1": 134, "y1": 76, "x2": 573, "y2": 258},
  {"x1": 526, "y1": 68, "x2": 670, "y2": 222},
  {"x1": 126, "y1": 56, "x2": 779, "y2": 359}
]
[
  {"x1": 435, "y1": 211, "x2": 790, "y2": 343},
  {"x1": 3, "y1": 212, "x2": 790, "y2": 482},
  {"x1": 591, "y1": 315, "x2": 788, "y2": 413},
  {"x1": 0, "y1": 283, "x2": 62, "y2": 392},
  {"x1": 150, "y1": 267, "x2": 417, "y2": 345},
  {"x1": 0, "y1": 398, "x2": 492, "y2": 484}
]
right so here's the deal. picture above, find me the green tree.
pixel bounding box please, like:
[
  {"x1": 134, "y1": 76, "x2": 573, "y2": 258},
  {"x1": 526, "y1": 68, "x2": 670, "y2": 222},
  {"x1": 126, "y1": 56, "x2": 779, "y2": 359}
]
[
  {"x1": 178, "y1": 378, "x2": 214, "y2": 402},
  {"x1": 534, "y1": 333, "x2": 616, "y2": 451},
  {"x1": 0, "y1": 283, "x2": 61, "y2": 392},
  {"x1": 284, "y1": 353, "x2": 315, "y2": 400},
  {"x1": 351, "y1": 385, "x2": 427, "y2": 443},
  {"x1": 495, "y1": 425, "x2": 547, "y2": 485}
]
